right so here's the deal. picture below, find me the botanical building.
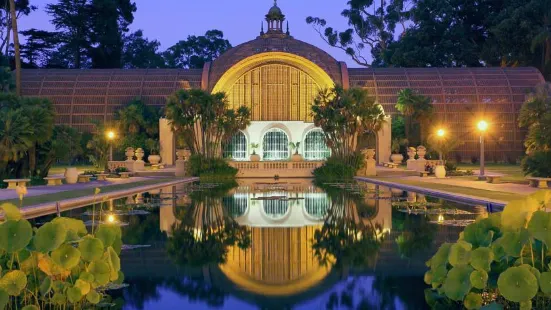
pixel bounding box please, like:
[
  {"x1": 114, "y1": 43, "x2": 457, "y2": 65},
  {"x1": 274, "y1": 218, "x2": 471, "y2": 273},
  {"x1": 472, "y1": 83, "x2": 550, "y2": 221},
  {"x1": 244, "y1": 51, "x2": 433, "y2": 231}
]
[{"x1": 20, "y1": 2, "x2": 545, "y2": 161}]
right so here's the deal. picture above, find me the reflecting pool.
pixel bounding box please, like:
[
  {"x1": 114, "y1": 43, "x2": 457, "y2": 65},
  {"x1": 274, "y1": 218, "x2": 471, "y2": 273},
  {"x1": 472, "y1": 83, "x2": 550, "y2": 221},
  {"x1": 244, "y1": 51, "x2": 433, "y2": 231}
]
[{"x1": 33, "y1": 179, "x2": 488, "y2": 309}]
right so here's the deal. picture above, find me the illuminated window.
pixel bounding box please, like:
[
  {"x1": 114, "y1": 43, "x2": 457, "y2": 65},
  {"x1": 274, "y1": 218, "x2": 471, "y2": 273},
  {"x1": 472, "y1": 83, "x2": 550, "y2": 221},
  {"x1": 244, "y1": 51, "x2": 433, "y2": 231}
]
[
  {"x1": 222, "y1": 131, "x2": 247, "y2": 160},
  {"x1": 223, "y1": 193, "x2": 248, "y2": 217},
  {"x1": 262, "y1": 128, "x2": 289, "y2": 160},
  {"x1": 304, "y1": 129, "x2": 330, "y2": 160},
  {"x1": 305, "y1": 193, "x2": 330, "y2": 219},
  {"x1": 263, "y1": 192, "x2": 288, "y2": 218}
]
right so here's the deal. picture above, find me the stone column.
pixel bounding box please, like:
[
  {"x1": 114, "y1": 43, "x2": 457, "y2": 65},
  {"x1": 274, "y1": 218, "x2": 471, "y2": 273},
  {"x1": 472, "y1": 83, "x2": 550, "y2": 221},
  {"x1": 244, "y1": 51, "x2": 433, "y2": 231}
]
[
  {"x1": 175, "y1": 149, "x2": 187, "y2": 177},
  {"x1": 376, "y1": 116, "x2": 392, "y2": 165},
  {"x1": 159, "y1": 118, "x2": 176, "y2": 165},
  {"x1": 416, "y1": 146, "x2": 427, "y2": 172},
  {"x1": 134, "y1": 148, "x2": 145, "y2": 172},
  {"x1": 124, "y1": 147, "x2": 135, "y2": 172}
]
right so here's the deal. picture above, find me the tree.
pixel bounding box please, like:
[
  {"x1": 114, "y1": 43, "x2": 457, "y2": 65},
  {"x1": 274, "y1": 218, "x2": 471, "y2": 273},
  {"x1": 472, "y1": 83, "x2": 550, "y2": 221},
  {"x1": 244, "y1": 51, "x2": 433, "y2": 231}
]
[
  {"x1": 312, "y1": 86, "x2": 386, "y2": 163},
  {"x1": 165, "y1": 89, "x2": 250, "y2": 159},
  {"x1": 306, "y1": 0, "x2": 412, "y2": 67},
  {"x1": 114, "y1": 98, "x2": 160, "y2": 150},
  {"x1": 0, "y1": 0, "x2": 36, "y2": 58},
  {"x1": 8, "y1": 0, "x2": 21, "y2": 95},
  {"x1": 0, "y1": 108, "x2": 32, "y2": 164},
  {"x1": 20, "y1": 29, "x2": 59, "y2": 67},
  {"x1": 20, "y1": 97, "x2": 55, "y2": 176},
  {"x1": 395, "y1": 88, "x2": 433, "y2": 145},
  {"x1": 163, "y1": 30, "x2": 231, "y2": 69},
  {"x1": 36, "y1": 125, "x2": 82, "y2": 178},
  {"x1": 122, "y1": 30, "x2": 164, "y2": 69}
]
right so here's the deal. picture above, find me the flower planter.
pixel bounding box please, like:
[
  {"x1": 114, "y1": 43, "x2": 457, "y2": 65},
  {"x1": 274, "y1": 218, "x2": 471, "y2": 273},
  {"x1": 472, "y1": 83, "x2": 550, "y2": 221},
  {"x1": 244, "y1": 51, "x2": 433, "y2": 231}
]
[
  {"x1": 434, "y1": 165, "x2": 447, "y2": 179},
  {"x1": 64, "y1": 167, "x2": 79, "y2": 184},
  {"x1": 291, "y1": 154, "x2": 303, "y2": 162},
  {"x1": 148, "y1": 155, "x2": 161, "y2": 165},
  {"x1": 390, "y1": 154, "x2": 404, "y2": 165},
  {"x1": 250, "y1": 154, "x2": 260, "y2": 162}
]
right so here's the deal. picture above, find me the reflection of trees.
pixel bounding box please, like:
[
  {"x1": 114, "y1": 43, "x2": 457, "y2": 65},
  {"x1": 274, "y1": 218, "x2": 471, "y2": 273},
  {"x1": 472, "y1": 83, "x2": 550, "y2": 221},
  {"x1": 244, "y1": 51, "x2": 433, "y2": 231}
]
[
  {"x1": 123, "y1": 210, "x2": 168, "y2": 245},
  {"x1": 167, "y1": 183, "x2": 251, "y2": 267},
  {"x1": 393, "y1": 209, "x2": 437, "y2": 259},
  {"x1": 312, "y1": 192, "x2": 385, "y2": 268}
]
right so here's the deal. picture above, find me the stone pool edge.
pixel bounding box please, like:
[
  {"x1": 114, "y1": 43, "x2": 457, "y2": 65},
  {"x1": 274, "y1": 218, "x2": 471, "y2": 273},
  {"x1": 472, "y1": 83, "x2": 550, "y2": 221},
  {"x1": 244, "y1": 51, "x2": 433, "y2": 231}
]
[
  {"x1": 9, "y1": 177, "x2": 199, "y2": 219},
  {"x1": 355, "y1": 176, "x2": 507, "y2": 211}
]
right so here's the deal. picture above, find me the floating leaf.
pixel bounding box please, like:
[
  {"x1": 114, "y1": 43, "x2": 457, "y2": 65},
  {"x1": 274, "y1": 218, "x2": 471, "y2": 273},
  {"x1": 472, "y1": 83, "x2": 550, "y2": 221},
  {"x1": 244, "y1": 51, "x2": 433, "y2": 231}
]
[
  {"x1": 0, "y1": 219, "x2": 33, "y2": 253},
  {"x1": 497, "y1": 266, "x2": 538, "y2": 302},
  {"x1": 540, "y1": 272, "x2": 551, "y2": 295},
  {"x1": 464, "y1": 292, "x2": 482, "y2": 310},
  {"x1": 39, "y1": 277, "x2": 52, "y2": 296},
  {"x1": 0, "y1": 203, "x2": 21, "y2": 220},
  {"x1": 51, "y1": 244, "x2": 81, "y2": 270},
  {"x1": 0, "y1": 270, "x2": 27, "y2": 296},
  {"x1": 520, "y1": 264, "x2": 541, "y2": 281},
  {"x1": 66, "y1": 286, "x2": 82, "y2": 303},
  {"x1": 79, "y1": 236, "x2": 104, "y2": 262},
  {"x1": 442, "y1": 265, "x2": 473, "y2": 301},
  {"x1": 88, "y1": 260, "x2": 110, "y2": 287},
  {"x1": 74, "y1": 279, "x2": 90, "y2": 295},
  {"x1": 424, "y1": 270, "x2": 432, "y2": 285},
  {"x1": 114, "y1": 270, "x2": 125, "y2": 285},
  {"x1": 86, "y1": 289, "x2": 101, "y2": 304},
  {"x1": 33, "y1": 221, "x2": 67, "y2": 253},
  {"x1": 527, "y1": 210, "x2": 551, "y2": 247},
  {"x1": 0, "y1": 289, "x2": 8, "y2": 309},
  {"x1": 470, "y1": 270, "x2": 488, "y2": 289},
  {"x1": 501, "y1": 197, "x2": 539, "y2": 232},
  {"x1": 431, "y1": 265, "x2": 448, "y2": 287},
  {"x1": 449, "y1": 241, "x2": 472, "y2": 267},
  {"x1": 470, "y1": 247, "x2": 494, "y2": 272}
]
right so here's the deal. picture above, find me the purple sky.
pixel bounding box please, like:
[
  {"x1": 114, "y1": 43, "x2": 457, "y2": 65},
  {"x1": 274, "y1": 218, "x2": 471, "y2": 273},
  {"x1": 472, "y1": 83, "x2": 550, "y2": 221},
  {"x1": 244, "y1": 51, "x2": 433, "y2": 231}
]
[{"x1": 19, "y1": 0, "x2": 365, "y2": 67}]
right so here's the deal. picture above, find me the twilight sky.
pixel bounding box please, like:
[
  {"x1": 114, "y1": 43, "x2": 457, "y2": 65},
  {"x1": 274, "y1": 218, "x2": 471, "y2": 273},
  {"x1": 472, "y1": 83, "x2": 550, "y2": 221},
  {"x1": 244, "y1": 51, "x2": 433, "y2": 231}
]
[{"x1": 19, "y1": 0, "x2": 365, "y2": 67}]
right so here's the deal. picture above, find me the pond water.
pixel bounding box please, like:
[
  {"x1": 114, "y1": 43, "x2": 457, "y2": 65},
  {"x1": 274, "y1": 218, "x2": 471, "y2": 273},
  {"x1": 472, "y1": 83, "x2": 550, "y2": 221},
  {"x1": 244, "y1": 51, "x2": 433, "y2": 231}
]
[{"x1": 32, "y1": 178, "x2": 488, "y2": 310}]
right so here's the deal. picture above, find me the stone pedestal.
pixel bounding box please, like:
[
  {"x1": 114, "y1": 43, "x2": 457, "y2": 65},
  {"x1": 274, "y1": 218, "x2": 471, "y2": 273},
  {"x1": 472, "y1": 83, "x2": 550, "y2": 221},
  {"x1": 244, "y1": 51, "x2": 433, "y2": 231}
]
[
  {"x1": 406, "y1": 147, "x2": 417, "y2": 170},
  {"x1": 360, "y1": 148, "x2": 377, "y2": 176},
  {"x1": 175, "y1": 160, "x2": 187, "y2": 177},
  {"x1": 134, "y1": 148, "x2": 145, "y2": 172},
  {"x1": 415, "y1": 146, "x2": 427, "y2": 172}
]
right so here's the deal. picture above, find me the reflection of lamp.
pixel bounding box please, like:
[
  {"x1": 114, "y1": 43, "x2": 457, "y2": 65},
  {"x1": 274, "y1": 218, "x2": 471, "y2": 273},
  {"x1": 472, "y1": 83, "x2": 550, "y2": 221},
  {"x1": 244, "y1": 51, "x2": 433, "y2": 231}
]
[
  {"x1": 437, "y1": 214, "x2": 444, "y2": 224},
  {"x1": 477, "y1": 120, "x2": 488, "y2": 180}
]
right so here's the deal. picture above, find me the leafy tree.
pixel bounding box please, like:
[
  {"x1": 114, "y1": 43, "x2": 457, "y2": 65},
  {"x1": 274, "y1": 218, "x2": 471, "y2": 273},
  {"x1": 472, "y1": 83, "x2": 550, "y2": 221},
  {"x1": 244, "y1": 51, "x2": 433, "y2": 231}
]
[
  {"x1": 20, "y1": 29, "x2": 59, "y2": 67},
  {"x1": 306, "y1": 0, "x2": 411, "y2": 67},
  {"x1": 8, "y1": 0, "x2": 21, "y2": 95},
  {"x1": 20, "y1": 97, "x2": 55, "y2": 176},
  {"x1": 395, "y1": 88, "x2": 433, "y2": 145},
  {"x1": 122, "y1": 30, "x2": 164, "y2": 69},
  {"x1": 0, "y1": 0, "x2": 36, "y2": 58},
  {"x1": 163, "y1": 30, "x2": 231, "y2": 69},
  {"x1": 86, "y1": 120, "x2": 115, "y2": 170},
  {"x1": 114, "y1": 98, "x2": 160, "y2": 150},
  {"x1": 36, "y1": 125, "x2": 82, "y2": 178},
  {"x1": 312, "y1": 86, "x2": 385, "y2": 163},
  {"x1": 0, "y1": 106, "x2": 32, "y2": 163}
]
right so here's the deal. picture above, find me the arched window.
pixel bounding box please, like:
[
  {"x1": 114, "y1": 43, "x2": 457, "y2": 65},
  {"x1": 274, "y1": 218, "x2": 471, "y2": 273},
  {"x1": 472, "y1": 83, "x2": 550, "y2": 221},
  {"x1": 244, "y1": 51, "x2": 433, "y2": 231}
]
[
  {"x1": 223, "y1": 193, "x2": 248, "y2": 217},
  {"x1": 262, "y1": 128, "x2": 289, "y2": 160},
  {"x1": 222, "y1": 131, "x2": 247, "y2": 160},
  {"x1": 263, "y1": 192, "x2": 288, "y2": 219},
  {"x1": 305, "y1": 193, "x2": 330, "y2": 219},
  {"x1": 304, "y1": 129, "x2": 330, "y2": 160}
]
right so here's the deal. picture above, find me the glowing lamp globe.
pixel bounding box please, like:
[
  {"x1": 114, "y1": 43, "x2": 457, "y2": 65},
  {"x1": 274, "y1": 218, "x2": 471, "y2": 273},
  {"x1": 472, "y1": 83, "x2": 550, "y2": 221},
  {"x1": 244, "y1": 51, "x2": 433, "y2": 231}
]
[{"x1": 477, "y1": 121, "x2": 488, "y2": 132}]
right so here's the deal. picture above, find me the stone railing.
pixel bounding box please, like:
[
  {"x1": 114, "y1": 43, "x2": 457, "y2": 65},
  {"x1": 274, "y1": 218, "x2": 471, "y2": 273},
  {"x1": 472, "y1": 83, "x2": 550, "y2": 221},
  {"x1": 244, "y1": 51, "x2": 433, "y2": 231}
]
[
  {"x1": 228, "y1": 161, "x2": 324, "y2": 178},
  {"x1": 107, "y1": 161, "x2": 127, "y2": 171}
]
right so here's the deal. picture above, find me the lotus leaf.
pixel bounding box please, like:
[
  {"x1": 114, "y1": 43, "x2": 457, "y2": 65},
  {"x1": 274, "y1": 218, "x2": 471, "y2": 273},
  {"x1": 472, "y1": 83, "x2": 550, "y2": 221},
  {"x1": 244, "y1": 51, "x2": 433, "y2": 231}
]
[
  {"x1": 0, "y1": 289, "x2": 8, "y2": 309},
  {"x1": 95, "y1": 224, "x2": 121, "y2": 248},
  {"x1": 114, "y1": 270, "x2": 125, "y2": 285},
  {"x1": 74, "y1": 279, "x2": 90, "y2": 295},
  {"x1": 470, "y1": 247, "x2": 494, "y2": 272},
  {"x1": 0, "y1": 219, "x2": 33, "y2": 253},
  {"x1": 51, "y1": 244, "x2": 81, "y2": 269},
  {"x1": 430, "y1": 243, "x2": 452, "y2": 269},
  {"x1": 79, "y1": 236, "x2": 104, "y2": 262},
  {"x1": 527, "y1": 210, "x2": 551, "y2": 247},
  {"x1": 38, "y1": 254, "x2": 71, "y2": 278},
  {"x1": 112, "y1": 236, "x2": 123, "y2": 254},
  {"x1": 520, "y1": 264, "x2": 541, "y2": 281},
  {"x1": 431, "y1": 265, "x2": 448, "y2": 287},
  {"x1": 0, "y1": 270, "x2": 27, "y2": 296},
  {"x1": 464, "y1": 292, "x2": 482, "y2": 310},
  {"x1": 19, "y1": 253, "x2": 39, "y2": 274},
  {"x1": 470, "y1": 270, "x2": 488, "y2": 289},
  {"x1": 39, "y1": 277, "x2": 51, "y2": 296},
  {"x1": 86, "y1": 289, "x2": 101, "y2": 304},
  {"x1": 486, "y1": 213, "x2": 502, "y2": 229},
  {"x1": 88, "y1": 260, "x2": 110, "y2": 287},
  {"x1": 494, "y1": 229, "x2": 530, "y2": 257},
  {"x1": 33, "y1": 221, "x2": 67, "y2": 253},
  {"x1": 80, "y1": 271, "x2": 95, "y2": 283},
  {"x1": 104, "y1": 246, "x2": 121, "y2": 281},
  {"x1": 66, "y1": 286, "x2": 82, "y2": 303},
  {"x1": 501, "y1": 197, "x2": 539, "y2": 232},
  {"x1": 52, "y1": 292, "x2": 65, "y2": 305},
  {"x1": 497, "y1": 266, "x2": 538, "y2": 302},
  {"x1": 529, "y1": 190, "x2": 551, "y2": 209},
  {"x1": 449, "y1": 241, "x2": 472, "y2": 267},
  {"x1": 21, "y1": 306, "x2": 39, "y2": 310},
  {"x1": 491, "y1": 242, "x2": 506, "y2": 261},
  {"x1": 424, "y1": 270, "x2": 433, "y2": 285},
  {"x1": 463, "y1": 221, "x2": 494, "y2": 248},
  {"x1": 539, "y1": 272, "x2": 551, "y2": 295},
  {"x1": 442, "y1": 265, "x2": 473, "y2": 301},
  {"x1": 51, "y1": 217, "x2": 87, "y2": 240},
  {"x1": 520, "y1": 300, "x2": 532, "y2": 310},
  {"x1": 0, "y1": 203, "x2": 21, "y2": 220}
]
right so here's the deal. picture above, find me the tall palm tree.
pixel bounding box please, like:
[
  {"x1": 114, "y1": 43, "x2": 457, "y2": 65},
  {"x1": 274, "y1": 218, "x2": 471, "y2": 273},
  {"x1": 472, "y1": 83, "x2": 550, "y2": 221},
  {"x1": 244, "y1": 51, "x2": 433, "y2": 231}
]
[
  {"x1": 0, "y1": 109, "x2": 33, "y2": 164},
  {"x1": 21, "y1": 98, "x2": 55, "y2": 176},
  {"x1": 8, "y1": 0, "x2": 21, "y2": 96}
]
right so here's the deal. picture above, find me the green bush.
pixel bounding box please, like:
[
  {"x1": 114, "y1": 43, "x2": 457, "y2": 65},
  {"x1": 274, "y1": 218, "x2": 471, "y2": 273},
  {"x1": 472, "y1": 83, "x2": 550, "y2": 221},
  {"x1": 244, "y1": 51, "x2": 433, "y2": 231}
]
[
  {"x1": 313, "y1": 154, "x2": 364, "y2": 183},
  {"x1": 522, "y1": 150, "x2": 551, "y2": 177},
  {"x1": 114, "y1": 167, "x2": 129, "y2": 173},
  {"x1": 424, "y1": 190, "x2": 551, "y2": 309},
  {"x1": 189, "y1": 155, "x2": 238, "y2": 180},
  {"x1": 444, "y1": 161, "x2": 457, "y2": 172}
]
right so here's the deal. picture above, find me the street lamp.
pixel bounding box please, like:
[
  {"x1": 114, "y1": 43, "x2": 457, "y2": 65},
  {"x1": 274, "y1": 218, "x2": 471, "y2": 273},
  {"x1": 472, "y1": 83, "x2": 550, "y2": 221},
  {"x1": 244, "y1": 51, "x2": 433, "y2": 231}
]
[
  {"x1": 436, "y1": 128, "x2": 445, "y2": 163},
  {"x1": 434, "y1": 128, "x2": 447, "y2": 179},
  {"x1": 477, "y1": 120, "x2": 488, "y2": 180},
  {"x1": 106, "y1": 130, "x2": 116, "y2": 161}
]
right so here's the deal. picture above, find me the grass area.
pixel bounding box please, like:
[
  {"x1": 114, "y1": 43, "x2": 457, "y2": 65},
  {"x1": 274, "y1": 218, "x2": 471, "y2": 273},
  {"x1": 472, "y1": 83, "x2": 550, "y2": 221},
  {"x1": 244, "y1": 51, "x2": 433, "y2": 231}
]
[
  {"x1": 373, "y1": 177, "x2": 525, "y2": 202},
  {"x1": 0, "y1": 177, "x2": 180, "y2": 206},
  {"x1": 48, "y1": 165, "x2": 96, "y2": 175},
  {"x1": 455, "y1": 163, "x2": 527, "y2": 184}
]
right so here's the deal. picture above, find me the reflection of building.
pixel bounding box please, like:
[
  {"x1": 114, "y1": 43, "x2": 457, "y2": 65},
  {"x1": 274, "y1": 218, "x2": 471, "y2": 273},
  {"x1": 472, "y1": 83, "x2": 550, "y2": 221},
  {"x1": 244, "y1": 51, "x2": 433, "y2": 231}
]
[{"x1": 20, "y1": 2, "x2": 544, "y2": 160}]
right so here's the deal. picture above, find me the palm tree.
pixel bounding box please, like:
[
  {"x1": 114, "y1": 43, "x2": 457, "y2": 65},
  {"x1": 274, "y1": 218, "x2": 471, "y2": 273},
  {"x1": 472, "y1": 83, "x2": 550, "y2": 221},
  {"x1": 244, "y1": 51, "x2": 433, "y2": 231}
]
[
  {"x1": 519, "y1": 83, "x2": 551, "y2": 153},
  {"x1": 21, "y1": 98, "x2": 55, "y2": 176},
  {"x1": 8, "y1": 0, "x2": 21, "y2": 96},
  {"x1": 0, "y1": 109, "x2": 33, "y2": 164},
  {"x1": 396, "y1": 88, "x2": 434, "y2": 145}
]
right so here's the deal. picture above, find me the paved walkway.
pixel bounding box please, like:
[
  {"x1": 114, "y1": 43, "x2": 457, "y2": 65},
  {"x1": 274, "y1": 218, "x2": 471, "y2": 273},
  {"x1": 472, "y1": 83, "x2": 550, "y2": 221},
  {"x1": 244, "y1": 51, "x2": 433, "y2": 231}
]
[
  {"x1": 407, "y1": 176, "x2": 538, "y2": 195},
  {"x1": 0, "y1": 176, "x2": 156, "y2": 201}
]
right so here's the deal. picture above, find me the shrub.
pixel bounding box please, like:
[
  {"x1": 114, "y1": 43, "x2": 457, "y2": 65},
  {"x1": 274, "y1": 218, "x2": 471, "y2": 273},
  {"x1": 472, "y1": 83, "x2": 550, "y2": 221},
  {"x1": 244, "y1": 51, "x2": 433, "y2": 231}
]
[
  {"x1": 444, "y1": 161, "x2": 457, "y2": 172},
  {"x1": 114, "y1": 167, "x2": 129, "y2": 173},
  {"x1": 470, "y1": 156, "x2": 479, "y2": 164},
  {"x1": 189, "y1": 154, "x2": 238, "y2": 180},
  {"x1": 313, "y1": 154, "x2": 364, "y2": 183},
  {"x1": 424, "y1": 190, "x2": 551, "y2": 309},
  {"x1": 522, "y1": 150, "x2": 551, "y2": 177}
]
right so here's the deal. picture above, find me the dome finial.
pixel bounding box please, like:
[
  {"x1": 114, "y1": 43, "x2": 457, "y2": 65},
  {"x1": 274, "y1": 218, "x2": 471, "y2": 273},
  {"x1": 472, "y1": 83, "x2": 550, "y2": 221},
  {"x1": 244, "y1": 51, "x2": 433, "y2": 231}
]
[{"x1": 266, "y1": 0, "x2": 285, "y2": 33}]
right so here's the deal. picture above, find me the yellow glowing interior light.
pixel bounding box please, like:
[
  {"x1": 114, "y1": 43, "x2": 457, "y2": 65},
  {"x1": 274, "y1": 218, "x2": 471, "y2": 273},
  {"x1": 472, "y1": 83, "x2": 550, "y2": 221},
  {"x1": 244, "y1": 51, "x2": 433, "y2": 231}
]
[
  {"x1": 437, "y1": 214, "x2": 445, "y2": 224},
  {"x1": 477, "y1": 120, "x2": 489, "y2": 132},
  {"x1": 437, "y1": 129, "x2": 445, "y2": 137},
  {"x1": 107, "y1": 214, "x2": 116, "y2": 223}
]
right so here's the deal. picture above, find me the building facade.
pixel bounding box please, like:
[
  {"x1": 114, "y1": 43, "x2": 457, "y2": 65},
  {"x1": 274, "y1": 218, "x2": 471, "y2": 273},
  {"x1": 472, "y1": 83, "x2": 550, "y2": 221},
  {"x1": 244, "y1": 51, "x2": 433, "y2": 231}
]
[{"x1": 21, "y1": 2, "x2": 545, "y2": 161}]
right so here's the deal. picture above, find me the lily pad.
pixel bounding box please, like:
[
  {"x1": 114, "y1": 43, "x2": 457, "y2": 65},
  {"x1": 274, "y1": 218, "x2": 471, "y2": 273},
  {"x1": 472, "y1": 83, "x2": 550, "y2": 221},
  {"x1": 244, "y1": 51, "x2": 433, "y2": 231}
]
[
  {"x1": 494, "y1": 230, "x2": 531, "y2": 257},
  {"x1": 539, "y1": 272, "x2": 551, "y2": 295},
  {"x1": 52, "y1": 292, "x2": 66, "y2": 305},
  {"x1": 470, "y1": 270, "x2": 488, "y2": 289},
  {"x1": 0, "y1": 289, "x2": 7, "y2": 310},
  {"x1": 497, "y1": 266, "x2": 538, "y2": 302},
  {"x1": 79, "y1": 236, "x2": 104, "y2": 262},
  {"x1": 51, "y1": 217, "x2": 87, "y2": 241},
  {"x1": 520, "y1": 264, "x2": 541, "y2": 281},
  {"x1": 66, "y1": 286, "x2": 82, "y2": 303},
  {"x1": 88, "y1": 260, "x2": 110, "y2": 287},
  {"x1": 79, "y1": 271, "x2": 95, "y2": 283},
  {"x1": 470, "y1": 247, "x2": 494, "y2": 272},
  {"x1": 104, "y1": 246, "x2": 120, "y2": 281},
  {"x1": 520, "y1": 300, "x2": 532, "y2": 310},
  {"x1": 501, "y1": 197, "x2": 539, "y2": 232},
  {"x1": 442, "y1": 265, "x2": 473, "y2": 301},
  {"x1": 21, "y1": 305, "x2": 39, "y2": 310},
  {"x1": 463, "y1": 221, "x2": 494, "y2": 248},
  {"x1": 0, "y1": 203, "x2": 21, "y2": 220},
  {"x1": 527, "y1": 210, "x2": 551, "y2": 247},
  {"x1": 51, "y1": 244, "x2": 81, "y2": 269},
  {"x1": 114, "y1": 270, "x2": 125, "y2": 285},
  {"x1": 37, "y1": 254, "x2": 70, "y2": 278},
  {"x1": 0, "y1": 270, "x2": 27, "y2": 296},
  {"x1": 95, "y1": 224, "x2": 121, "y2": 248},
  {"x1": 449, "y1": 241, "x2": 472, "y2": 267},
  {"x1": 0, "y1": 219, "x2": 33, "y2": 253},
  {"x1": 74, "y1": 279, "x2": 90, "y2": 295},
  {"x1": 33, "y1": 221, "x2": 67, "y2": 253},
  {"x1": 464, "y1": 292, "x2": 482, "y2": 310},
  {"x1": 431, "y1": 265, "x2": 448, "y2": 287},
  {"x1": 39, "y1": 277, "x2": 52, "y2": 296},
  {"x1": 86, "y1": 289, "x2": 101, "y2": 304}
]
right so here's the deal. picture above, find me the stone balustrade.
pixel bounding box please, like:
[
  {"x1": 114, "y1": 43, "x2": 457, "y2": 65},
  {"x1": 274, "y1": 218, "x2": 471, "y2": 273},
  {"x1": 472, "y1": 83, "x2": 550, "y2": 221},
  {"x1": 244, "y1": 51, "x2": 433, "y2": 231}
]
[{"x1": 229, "y1": 161, "x2": 324, "y2": 178}]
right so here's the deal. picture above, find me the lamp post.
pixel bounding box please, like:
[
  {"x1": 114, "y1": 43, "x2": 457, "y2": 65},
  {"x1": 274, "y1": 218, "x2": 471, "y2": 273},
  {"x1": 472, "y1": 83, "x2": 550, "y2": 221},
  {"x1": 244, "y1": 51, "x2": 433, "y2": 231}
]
[
  {"x1": 434, "y1": 128, "x2": 447, "y2": 178},
  {"x1": 106, "y1": 130, "x2": 116, "y2": 161},
  {"x1": 477, "y1": 120, "x2": 488, "y2": 180},
  {"x1": 436, "y1": 129, "x2": 445, "y2": 164}
]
